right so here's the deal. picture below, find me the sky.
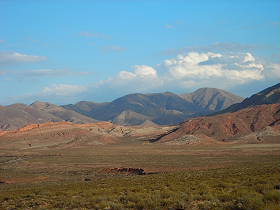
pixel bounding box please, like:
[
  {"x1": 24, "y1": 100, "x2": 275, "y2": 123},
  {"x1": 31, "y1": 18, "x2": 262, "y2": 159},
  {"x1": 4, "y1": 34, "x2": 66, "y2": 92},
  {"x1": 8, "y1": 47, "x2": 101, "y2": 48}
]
[{"x1": 0, "y1": 0, "x2": 279, "y2": 105}]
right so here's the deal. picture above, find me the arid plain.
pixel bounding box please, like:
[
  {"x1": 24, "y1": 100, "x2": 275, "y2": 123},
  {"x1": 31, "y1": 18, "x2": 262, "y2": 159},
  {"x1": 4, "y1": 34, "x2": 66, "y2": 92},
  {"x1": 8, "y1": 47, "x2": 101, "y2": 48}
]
[{"x1": 0, "y1": 119, "x2": 279, "y2": 210}]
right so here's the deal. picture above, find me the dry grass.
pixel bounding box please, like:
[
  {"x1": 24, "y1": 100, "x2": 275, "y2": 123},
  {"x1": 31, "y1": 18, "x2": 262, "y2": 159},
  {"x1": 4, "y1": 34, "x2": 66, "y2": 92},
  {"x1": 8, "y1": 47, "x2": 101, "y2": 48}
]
[{"x1": 0, "y1": 141, "x2": 279, "y2": 210}]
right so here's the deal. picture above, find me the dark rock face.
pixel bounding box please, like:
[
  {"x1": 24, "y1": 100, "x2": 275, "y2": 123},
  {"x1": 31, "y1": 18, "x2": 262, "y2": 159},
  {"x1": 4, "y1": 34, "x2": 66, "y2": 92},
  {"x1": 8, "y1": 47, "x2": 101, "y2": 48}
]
[{"x1": 216, "y1": 83, "x2": 280, "y2": 115}]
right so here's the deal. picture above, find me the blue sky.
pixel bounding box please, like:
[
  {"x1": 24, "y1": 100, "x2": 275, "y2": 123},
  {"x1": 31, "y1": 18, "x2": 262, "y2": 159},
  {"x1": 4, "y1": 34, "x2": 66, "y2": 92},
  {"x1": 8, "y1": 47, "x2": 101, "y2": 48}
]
[{"x1": 0, "y1": 0, "x2": 279, "y2": 105}]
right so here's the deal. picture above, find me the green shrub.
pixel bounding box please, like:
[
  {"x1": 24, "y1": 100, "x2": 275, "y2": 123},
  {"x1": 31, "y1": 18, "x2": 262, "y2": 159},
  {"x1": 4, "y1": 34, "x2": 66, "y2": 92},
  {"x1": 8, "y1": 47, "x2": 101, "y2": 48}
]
[{"x1": 263, "y1": 190, "x2": 280, "y2": 203}]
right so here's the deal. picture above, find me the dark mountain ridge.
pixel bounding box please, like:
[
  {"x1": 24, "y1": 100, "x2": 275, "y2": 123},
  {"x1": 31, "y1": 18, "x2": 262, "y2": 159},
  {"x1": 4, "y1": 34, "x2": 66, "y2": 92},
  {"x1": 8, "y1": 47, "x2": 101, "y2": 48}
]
[
  {"x1": 0, "y1": 87, "x2": 244, "y2": 129},
  {"x1": 215, "y1": 83, "x2": 280, "y2": 115},
  {"x1": 153, "y1": 83, "x2": 280, "y2": 143},
  {"x1": 63, "y1": 88, "x2": 243, "y2": 125}
]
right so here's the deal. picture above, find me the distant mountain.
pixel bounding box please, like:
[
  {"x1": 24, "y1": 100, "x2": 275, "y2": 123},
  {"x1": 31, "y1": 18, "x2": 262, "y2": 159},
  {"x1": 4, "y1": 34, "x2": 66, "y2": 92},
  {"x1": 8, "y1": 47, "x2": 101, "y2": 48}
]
[
  {"x1": 0, "y1": 88, "x2": 244, "y2": 129},
  {"x1": 64, "y1": 92, "x2": 202, "y2": 125},
  {"x1": 180, "y1": 88, "x2": 243, "y2": 112},
  {"x1": 63, "y1": 101, "x2": 110, "y2": 116},
  {"x1": 112, "y1": 110, "x2": 152, "y2": 125},
  {"x1": 216, "y1": 83, "x2": 280, "y2": 114},
  {"x1": 0, "y1": 101, "x2": 97, "y2": 130},
  {"x1": 64, "y1": 88, "x2": 242, "y2": 125}
]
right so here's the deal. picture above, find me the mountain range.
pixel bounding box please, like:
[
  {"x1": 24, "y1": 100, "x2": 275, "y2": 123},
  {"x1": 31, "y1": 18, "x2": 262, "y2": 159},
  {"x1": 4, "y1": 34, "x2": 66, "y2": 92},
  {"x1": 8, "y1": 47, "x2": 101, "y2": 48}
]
[
  {"x1": 63, "y1": 88, "x2": 243, "y2": 126},
  {"x1": 0, "y1": 83, "x2": 279, "y2": 147},
  {"x1": 0, "y1": 84, "x2": 279, "y2": 131},
  {"x1": 154, "y1": 83, "x2": 280, "y2": 144}
]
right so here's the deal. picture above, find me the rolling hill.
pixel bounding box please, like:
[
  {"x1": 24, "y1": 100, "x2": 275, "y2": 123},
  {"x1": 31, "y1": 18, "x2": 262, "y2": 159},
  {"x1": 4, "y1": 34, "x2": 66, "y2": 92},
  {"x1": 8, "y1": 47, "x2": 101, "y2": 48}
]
[
  {"x1": 0, "y1": 102, "x2": 97, "y2": 130},
  {"x1": 0, "y1": 121, "x2": 172, "y2": 150}
]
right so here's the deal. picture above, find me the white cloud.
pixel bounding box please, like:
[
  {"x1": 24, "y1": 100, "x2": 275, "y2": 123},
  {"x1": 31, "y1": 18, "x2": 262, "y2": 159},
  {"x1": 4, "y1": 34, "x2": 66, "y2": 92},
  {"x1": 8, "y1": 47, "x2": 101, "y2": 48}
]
[
  {"x1": 118, "y1": 71, "x2": 136, "y2": 80},
  {"x1": 160, "y1": 43, "x2": 265, "y2": 56},
  {"x1": 164, "y1": 52, "x2": 222, "y2": 66},
  {"x1": 265, "y1": 63, "x2": 280, "y2": 79},
  {"x1": 118, "y1": 65, "x2": 157, "y2": 80},
  {"x1": 19, "y1": 69, "x2": 90, "y2": 77},
  {"x1": 164, "y1": 52, "x2": 223, "y2": 79},
  {"x1": 133, "y1": 65, "x2": 158, "y2": 78},
  {"x1": 96, "y1": 51, "x2": 267, "y2": 95},
  {"x1": 162, "y1": 52, "x2": 264, "y2": 86},
  {"x1": 42, "y1": 84, "x2": 87, "y2": 96},
  {"x1": 243, "y1": 52, "x2": 255, "y2": 63},
  {"x1": 0, "y1": 52, "x2": 46, "y2": 64},
  {"x1": 98, "y1": 65, "x2": 161, "y2": 93},
  {"x1": 22, "y1": 69, "x2": 67, "y2": 77},
  {"x1": 5, "y1": 84, "x2": 88, "y2": 105},
  {"x1": 5, "y1": 51, "x2": 276, "y2": 105}
]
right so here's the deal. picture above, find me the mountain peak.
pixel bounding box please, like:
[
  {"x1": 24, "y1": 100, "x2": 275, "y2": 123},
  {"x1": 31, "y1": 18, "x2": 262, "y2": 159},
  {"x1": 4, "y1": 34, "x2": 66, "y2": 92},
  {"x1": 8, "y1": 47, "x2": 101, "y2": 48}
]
[
  {"x1": 30, "y1": 101, "x2": 52, "y2": 107},
  {"x1": 180, "y1": 87, "x2": 243, "y2": 112}
]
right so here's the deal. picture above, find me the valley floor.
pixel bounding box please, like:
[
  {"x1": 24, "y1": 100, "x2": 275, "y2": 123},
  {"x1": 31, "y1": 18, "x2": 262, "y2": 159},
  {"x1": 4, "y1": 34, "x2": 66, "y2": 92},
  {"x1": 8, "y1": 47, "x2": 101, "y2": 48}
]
[{"x1": 0, "y1": 142, "x2": 279, "y2": 210}]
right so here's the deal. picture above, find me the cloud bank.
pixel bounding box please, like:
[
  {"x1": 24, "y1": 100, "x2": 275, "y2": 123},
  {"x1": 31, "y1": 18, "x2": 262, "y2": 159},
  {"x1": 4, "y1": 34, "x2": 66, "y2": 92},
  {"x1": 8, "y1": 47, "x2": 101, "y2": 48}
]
[
  {"x1": 98, "y1": 51, "x2": 266, "y2": 93},
  {"x1": 6, "y1": 51, "x2": 278, "y2": 104},
  {"x1": 0, "y1": 52, "x2": 47, "y2": 65},
  {"x1": 41, "y1": 84, "x2": 87, "y2": 97}
]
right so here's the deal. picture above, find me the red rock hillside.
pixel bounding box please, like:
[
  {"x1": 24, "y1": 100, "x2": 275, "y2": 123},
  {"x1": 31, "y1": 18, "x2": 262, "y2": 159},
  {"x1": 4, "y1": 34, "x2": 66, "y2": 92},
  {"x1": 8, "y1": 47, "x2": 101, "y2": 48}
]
[
  {"x1": 0, "y1": 121, "x2": 172, "y2": 150},
  {"x1": 156, "y1": 104, "x2": 280, "y2": 143}
]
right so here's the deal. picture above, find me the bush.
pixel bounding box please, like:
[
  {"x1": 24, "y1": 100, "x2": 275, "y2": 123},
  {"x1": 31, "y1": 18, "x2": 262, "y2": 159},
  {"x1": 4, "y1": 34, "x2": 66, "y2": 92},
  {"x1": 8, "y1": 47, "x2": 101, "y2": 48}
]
[
  {"x1": 225, "y1": 195, "x2": 264, "y2": 210},
  {"x1": 263, "y1": 190, "x2": 280, "y2": 203}
]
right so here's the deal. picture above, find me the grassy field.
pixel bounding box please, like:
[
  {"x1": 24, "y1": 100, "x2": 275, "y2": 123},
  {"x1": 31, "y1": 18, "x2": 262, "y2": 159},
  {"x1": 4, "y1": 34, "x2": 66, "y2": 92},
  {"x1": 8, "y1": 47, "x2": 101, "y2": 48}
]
[{"x1": 0, "y1": 142, "x2": 279, "y2": 210}]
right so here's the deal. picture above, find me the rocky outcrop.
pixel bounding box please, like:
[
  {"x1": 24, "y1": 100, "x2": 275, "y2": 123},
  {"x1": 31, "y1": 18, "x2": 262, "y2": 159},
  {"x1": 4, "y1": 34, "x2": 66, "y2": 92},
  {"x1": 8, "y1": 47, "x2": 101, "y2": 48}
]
[{"x1": 106, "y1": 168, "x2": 145, "y2": 175}]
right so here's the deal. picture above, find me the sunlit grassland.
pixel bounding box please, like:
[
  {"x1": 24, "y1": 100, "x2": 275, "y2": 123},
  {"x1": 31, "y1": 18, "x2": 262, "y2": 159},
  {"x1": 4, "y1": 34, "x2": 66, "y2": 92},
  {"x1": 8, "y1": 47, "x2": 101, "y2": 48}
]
[{"x1": 0, "y1": 143, "x2": 279, "y2": 210}]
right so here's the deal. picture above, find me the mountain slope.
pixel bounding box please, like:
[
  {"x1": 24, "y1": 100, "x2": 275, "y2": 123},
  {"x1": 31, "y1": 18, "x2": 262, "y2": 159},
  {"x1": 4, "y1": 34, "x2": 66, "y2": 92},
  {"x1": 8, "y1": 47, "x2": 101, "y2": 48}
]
[
  {"x1": 30, "y1": 101, "x2": 97, "y2": 123},
  {"x1": 112, "y1": 110, "x2": 152, "y2": 125},
  {"x1": 217, "y1": 83, "x2": 280, "y2": 114},
  {"x1": 153, "y1": 84, "x2": 280, "y2": 143},
  {"x1": 0, "y1": 121, "x2": 173, "y2": 150},
  {"x1": 63, "y1": 101, "x2": 109, "y2": 116},
  {"x1": 64, "y1": 92, "x2": 204, "y2": 125},
  {"x1": 181, "y1": 88, "x2": 243, "y2": 112},
  {"x1": 0, "y1": 102, "x2": 97, "y2": 130},
  {"x1": 154, "y1": 104, "x2": 280, "y2": 143},
  {"x1": 64, "y1": 89, "x2": 242, "y2": 125}
]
